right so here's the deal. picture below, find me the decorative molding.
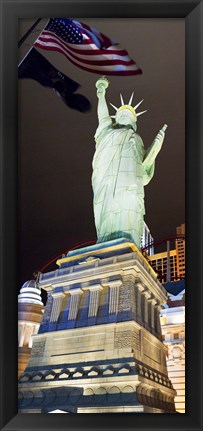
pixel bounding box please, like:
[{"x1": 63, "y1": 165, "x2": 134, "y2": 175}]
[
  {"x1": 50, "y1": 292, "x2": 65, "y2": 323},
  {"x1": 30, "y1": 338, "x2": 46, "y2": 358},
  {"x1": 114, "y1": 330, "x2": 131, "y2": 349},
  {"x1": 108, "y1": 281, "x2": 121, "y2": 314},
  {"x1": 68, "y1": 289, "x2": 83, "y2": 320},
  {"x1": 88, "y1": 285, "x2": 102, "y2": 317}
]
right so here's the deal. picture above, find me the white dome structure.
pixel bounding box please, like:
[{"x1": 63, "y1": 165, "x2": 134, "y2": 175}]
[
  {"x1": 18, "y1": 280, "x2": 43, "y2": 306},
  {"x1": 18, "y1": 279, "x2": 45, "y2": 379}
]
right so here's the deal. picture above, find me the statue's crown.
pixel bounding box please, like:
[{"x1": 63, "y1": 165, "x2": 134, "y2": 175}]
[{"x1": 110, "y1": 93, "x2": 147, "y2": 120}]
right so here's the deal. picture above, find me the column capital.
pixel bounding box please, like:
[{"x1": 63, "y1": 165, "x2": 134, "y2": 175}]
[
  {"x1": 143, "y1": 289, "x2": 152, "y2": 300},
  {"x1": 88, "y1": 284, "x2": 103, "y2": 292},
  {"x1": 136, "y1": 282, "x2": 145, "y2": 292},
  {"x1": 108, "y1": 279, "x2": 122, "y2": 288},
  {"x1": 51, "y1": 291, "x2": 66, "y2": 299},
  {"x1": 68, "y1": 288, "x2": 83, "y2": 296},
  {"x1": 154, "y1": 302, "x2": 162, "y2": 311},
  {"x1": 149, "y1": 296, "x2": 158, "y2": 306}
]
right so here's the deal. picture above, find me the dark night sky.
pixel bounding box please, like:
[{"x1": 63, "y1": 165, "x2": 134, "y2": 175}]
[{"x1": 18, "y1": 18, "x2": 185, "y2": 289}]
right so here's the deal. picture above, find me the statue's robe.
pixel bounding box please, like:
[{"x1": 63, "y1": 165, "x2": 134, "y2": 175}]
[{"x1": 92, "y1": 117, "x2": 155, "y2": 248}]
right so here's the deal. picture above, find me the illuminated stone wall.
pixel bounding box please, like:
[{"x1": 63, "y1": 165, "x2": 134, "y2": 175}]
[
  {"x1": 160, "y1": 290, "x2": 185, "y2": 413},
  {"x1": 18, "y1": 242, "x2": 177, "y2": 413}
]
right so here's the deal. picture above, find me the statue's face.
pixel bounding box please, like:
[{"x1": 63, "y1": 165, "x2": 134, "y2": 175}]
[{"x1": 115, "y1": 109, "x2": 136, "y2": 128}]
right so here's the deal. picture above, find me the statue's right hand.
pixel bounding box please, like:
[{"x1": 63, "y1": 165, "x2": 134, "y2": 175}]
[
  {"x1": 96, "y1": 77, "x2": 109, "y2": 97},
  {"x1": 97, "y1": 85, "x2": 106, "y2": 97}
]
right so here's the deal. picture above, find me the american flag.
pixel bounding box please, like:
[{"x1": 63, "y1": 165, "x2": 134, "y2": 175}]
[{"x1": 34, "y1": 18, "x2": 142, "y2": 76}]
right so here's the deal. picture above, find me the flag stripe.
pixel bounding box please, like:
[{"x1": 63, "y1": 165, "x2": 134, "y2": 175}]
[
  {"x1": 34, "y1": 43, "x2": 140, "y2": 74},
  {"x1": 33, "y1": 18, "x2": 142, "y2": 76},
  {"x1": 35, "y1": 37, "x2": 136, "y2": 65},
  {"x1": 37, "y1": 32, "x2": 130, "y2": 57},
  {"x1": 35, "y1": 43, "x2": 135, "y2": 67}
]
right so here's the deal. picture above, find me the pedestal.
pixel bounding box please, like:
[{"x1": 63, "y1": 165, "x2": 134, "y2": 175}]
[{"x1": 18, "y1": 239, "x2": 177, "y2": 413}]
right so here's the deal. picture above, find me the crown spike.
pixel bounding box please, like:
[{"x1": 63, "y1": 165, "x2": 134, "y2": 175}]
[
  {"x1": 110, "y1": 103, "x2": 118, "y2": 111},
  {"x1": 134, "y1": 99, "x2": 144, "y2": 110},
  {"x1": 120, "y1": 93, "x2": 124, "y2": 106},
  {"x1": 128, "y1": 92, "x2": 134, "y2": 106},
  {"x1": 136, "y1": 110, "x2": 147, "y2": 117}
]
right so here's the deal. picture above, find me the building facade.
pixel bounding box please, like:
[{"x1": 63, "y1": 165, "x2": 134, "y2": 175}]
[
  {"x1": 141, "y1": 222, "x2": 154, "y2": 255},
  {"x1": 148, "y1": 224, "x2": 185, "y2": 284},
  {"x1": 175, "y1": 224, "x2": 185, "y2": 280},
  {"x1": 146, "y1": 224, "x2": 185, "y2": 412},
  {"x1": 160, "y1": 285, "x2": 185, "y2": 413},
  {"x1": 18, "y1": 280, "x2": 44, "y2": 379},
  {"x1": 18, "y1": 240, "x2": 177, "y2": 413}
]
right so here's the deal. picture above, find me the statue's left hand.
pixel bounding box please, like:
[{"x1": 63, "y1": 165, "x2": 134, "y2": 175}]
[
  {"x1": 143, "y1": 124, "x2": 167, "y2": 170},
  {"x1": 162, "y1": 124, "x2": 168, "y2": 132},
  {"x1": 156, "y1": 124, "x2": 168, "y2": 140}
]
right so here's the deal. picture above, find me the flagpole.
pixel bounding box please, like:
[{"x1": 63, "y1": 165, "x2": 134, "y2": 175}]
[
  {"x1": 18, "y1": 18, "x2": 42, "y2": 48},
  {"x1": 18, "y1": 18, "x2": 49, "y2": 67}
]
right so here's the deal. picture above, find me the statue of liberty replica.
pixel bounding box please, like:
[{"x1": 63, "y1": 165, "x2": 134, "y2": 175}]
[
  {"x1": 18, "y1": 76, "x2": 177, "y2": 414},
  {"x1": 92, "y1": 77, "x2": 167, "y2": 249}
]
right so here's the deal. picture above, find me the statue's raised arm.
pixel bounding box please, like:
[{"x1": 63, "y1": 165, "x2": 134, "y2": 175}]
[{"x1": 95, "y1": 77, "x2": 111, "y2": 124}]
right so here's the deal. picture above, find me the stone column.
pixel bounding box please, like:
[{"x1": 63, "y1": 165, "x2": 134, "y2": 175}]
[
  {"x1": 41, "y1": 293, "x2": 53, "y2": 324},
  {"x1": 88, "y1": 285, "x2": 103, "y2": 317},
  {"x1": 143, "y1": 289, "x2": 152, "y2": 328},
  {"x1": 149, "y1": 297, "x2": 158, "y2": 331},
  {"x1": 68, "y1": 289, "x2": 83, "y2": 320},
  {"x1": 18, "y1": 324, "x2": 25, "y2": 347},
  {"x1": 50, "y1": 292, "x2": 65, "y2": 323},
  {"x1": 25, "y1": 325, "x2": 33, "y2": 348},
  {"x1": 27, "y1": 327, "x2": 33, "y2": 348},
  {"x1": 136, "y1": 280, "x2": 145, "y2": 324},
  {"x1": 108, "y1": 280, "x2": 121, "y2": 314},
  {"x1": 155, "y1": 303, "x2": 163, "y2": 337}
]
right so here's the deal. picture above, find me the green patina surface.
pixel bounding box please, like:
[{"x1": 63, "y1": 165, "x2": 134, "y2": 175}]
[{"x1": 92, "y1": 77, "x2": 167, "y2": 249}]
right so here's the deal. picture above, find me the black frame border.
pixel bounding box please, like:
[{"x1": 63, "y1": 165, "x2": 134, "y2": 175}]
[{"x1": 1, "y1": 1, "x2": 202, "y2": 430}]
